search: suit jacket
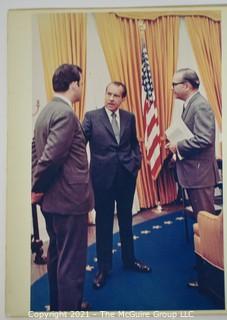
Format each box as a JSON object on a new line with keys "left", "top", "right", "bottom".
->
{"left": 82, "top": 107, "right": 142, "bottom": 190}
{"left": 32, "top": 97, "right": 94, "bottom": 215}
{"left": 176, "top": 92, "right": 219, "bottom": 189}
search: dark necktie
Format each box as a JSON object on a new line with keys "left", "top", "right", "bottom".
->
{"left": 181, "top": 103, "right": 186, "bottom": 118}
{"left": 111, "top": 112, "right": 120, "bottom": 143}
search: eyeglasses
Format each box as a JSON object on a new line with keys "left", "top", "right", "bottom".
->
{"left": 172, "top": 81, "right": 185, "bottom": 87}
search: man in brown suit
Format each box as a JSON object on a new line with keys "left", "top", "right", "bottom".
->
{"left": 32, "top": 64, "right": 94, "bottom": 311}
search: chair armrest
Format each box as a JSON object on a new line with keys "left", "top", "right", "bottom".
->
{"left": 196, "top": 211, "right": 223, "bottom": 270}
{"left": 193, "top": 222, "right": 199, "bottom": 236}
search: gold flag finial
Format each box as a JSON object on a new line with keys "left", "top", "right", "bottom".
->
{"left": 138, "top": 20, "right": 146, "bottom": 46}
{"left": 138, "top": 20, "right": 146, "bottom": 32}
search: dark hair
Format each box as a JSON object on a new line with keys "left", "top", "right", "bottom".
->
{"left": 52, "top": 64, "right": 82, "bottom": 92}
{"left": 106, "top": 81, "right": 127, "bottom": 98}
{"left": 177, "top": 68, "right": 200, "bottom": 89}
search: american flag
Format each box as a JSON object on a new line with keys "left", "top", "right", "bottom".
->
{"left": 141, "top": 46, "right": 162, "bottom": 180}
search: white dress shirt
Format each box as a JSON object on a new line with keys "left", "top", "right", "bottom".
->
{"left": 105, "top": 107, "right": 120, "bottom": 130}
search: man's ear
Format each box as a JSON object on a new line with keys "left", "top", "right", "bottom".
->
{"left": 69, "top": 81, "right": 78, "bottom": 90}
{"left": 185, "top": 81, "right": 192, "bottom": 90}
{"left": 69, "top": 82, "right": 74, "bottom": 90}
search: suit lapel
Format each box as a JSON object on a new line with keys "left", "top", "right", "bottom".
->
{"left": 101, "top": 107, "right": 116, "bottom": 139}
{"left": 182, "top": 92, "right": 200, "bottom": 121}
{"left": 101, "top": 107, "right": 129, "bottom": 143}
{"left": 119, "top": 109, "right": 129, "bottom": 140}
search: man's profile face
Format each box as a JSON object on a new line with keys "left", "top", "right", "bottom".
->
{"left": 172, "top": 72, "right": 186, "bottom": 101}
{"left": 105, "top": 84, "right": 124, "bottom": 112}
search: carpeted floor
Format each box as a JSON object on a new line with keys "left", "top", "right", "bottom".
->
{"left": 31, "top": 210, "right": 224, "bottom": 311}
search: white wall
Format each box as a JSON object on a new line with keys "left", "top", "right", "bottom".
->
{"left": 32, "top": 17, "right": 47, "bottom": 128}
{"left": 85, "top": 13, "right": 111, "bottom": 110}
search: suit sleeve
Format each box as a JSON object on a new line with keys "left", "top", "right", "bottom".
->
{"left": 131, "top": 114, "right": 142, "bottom": 169}
{"left": 32, "top": 136, "right": 38, "bottom": 174}
{"left": 177, "top": 103, "right": 215, "bottom": 158}
{"left": 32, "top": 109, "right": 76, "bottom": 192}
{"left": 82, "top": 112, "right": 92, "bottom": 143}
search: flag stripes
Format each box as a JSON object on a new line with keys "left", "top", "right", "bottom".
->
{"left": 142, "top": 46, "right": 162, "bottom": 180}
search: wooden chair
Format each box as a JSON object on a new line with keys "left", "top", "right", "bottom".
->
{"left": 193, "top": 210, "right": 224, "bottom": 306}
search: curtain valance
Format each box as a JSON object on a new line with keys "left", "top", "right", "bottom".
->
{"left": 114, "top": 11, "right": 221, "bottom": 22}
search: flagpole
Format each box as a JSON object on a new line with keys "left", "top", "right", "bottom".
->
{"left": 138, "top": 20, "right": 146, "bottom": 48}
{"left": 138, "top": 20, "right": 162, "bottom": 214}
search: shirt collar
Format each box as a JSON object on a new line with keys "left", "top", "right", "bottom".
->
{"left": 105, "top": 107, "right": 120, "bottom": 118}
{"left": 54, "top": 94, "right": 72, "bottom": 108}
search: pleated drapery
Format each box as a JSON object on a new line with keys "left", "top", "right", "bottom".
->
{"left": 38, "top": 13, "right": 87, "bottom": 120}
{"left": 185, "top": 16, "right": 222, "bottom": 130}
{"left": 37, "top": 11, "right": 221, "bottom": 209}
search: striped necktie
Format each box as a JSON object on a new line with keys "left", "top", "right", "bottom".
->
{"left": 111, "top": 112, "right": 120, "bottom": 143}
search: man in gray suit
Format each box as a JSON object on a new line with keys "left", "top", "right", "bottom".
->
{"left": 32, "top": 64, "right": 94, "bottom": 311}
{"left": 82, "top": 81, "right": 150, "bottom": 290}
{"left": 166, "top": 68, "right": 220, "bottom": 289}
{"left": 166, "top": 68, "right": 219, "bottom": 217}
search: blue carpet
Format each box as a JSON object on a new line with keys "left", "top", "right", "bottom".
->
{"left": 31, "top": 211, "right": 223, "bottom": 311}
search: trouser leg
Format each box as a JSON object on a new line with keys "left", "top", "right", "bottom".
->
{"left": 43, "top": 213, "right": 58, "bottom": 311}
{"left": 115, "top": 167, "right": 136, "bottom": 266}
{"left": 187, "top": 187, "right": 215, "bottom": 218}
{"left": 43, "top": 212, "right": 88, "bottom": 311}
{"left": 94, "top": 190, "right": 115, "bottom": 272}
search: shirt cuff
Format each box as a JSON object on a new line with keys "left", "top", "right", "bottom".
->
{"left": 176, "top": 146, "right": 183, "bottom": 160}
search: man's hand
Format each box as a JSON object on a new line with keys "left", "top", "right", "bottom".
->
{"left": 31, "top": 192, "right": 44, "bottom": 204}
{"left": 165, "top": 142, "right": 177, "bottom": 154}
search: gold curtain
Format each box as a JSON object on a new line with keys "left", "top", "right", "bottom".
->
{"left": 185, "top": 16, "right": 222, "bottom": 129}
{"left": 95, "top": 13, "right": 179, "bottom": 208}
{"left": 38, "top": 13, "right": 87, "bottom": 120}
{"left": 115, "top": 11, "right": 221, "bottom": 22}
{"left": 144, "top": 16, "right": 180, "bottom": 158}
{"left": 144, "top": 16, "right": 180, "bottom": 205}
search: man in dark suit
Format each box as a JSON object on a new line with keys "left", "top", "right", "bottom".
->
{"left": 82, "top": 81, "right": 150, "bottom": 289}
{"left": 32, "top": 64, "right": 94, "bottom": 311}
{"left": 166, "top": 68, "right": 219, "bottom": 217}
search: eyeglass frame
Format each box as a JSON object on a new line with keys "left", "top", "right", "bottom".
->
{"left": 172, "top": 81, "right": 185, "bottom": 87}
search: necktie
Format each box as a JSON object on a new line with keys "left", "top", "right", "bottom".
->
{"left": 181, "top": 103, "right": 186, "bottom": 118}
{"left": 111, "top": 112, "right": 120, "bottom": 143}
